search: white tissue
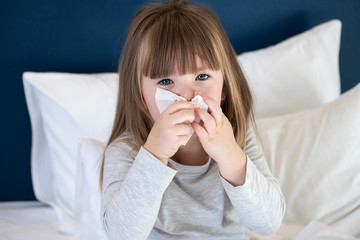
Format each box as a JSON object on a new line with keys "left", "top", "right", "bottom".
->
{"left": 190, "top": 95, "right": 209, "bottom": 123}
{"left": 155, "top": 88, "right": 208, "bottom": 143}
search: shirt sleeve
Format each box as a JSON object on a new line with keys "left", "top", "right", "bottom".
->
{"left": 101, "top": 142, "right": 177, "bottom": 240}
{"left": 220, "top": 126, "right": 286, "bottom": 236}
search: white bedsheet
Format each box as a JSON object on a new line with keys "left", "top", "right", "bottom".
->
{"left": 247, "top": 222, "right": 359, "bottom": 240}
{"left": 0, "top": 201, "right": 74, "bottom": 240}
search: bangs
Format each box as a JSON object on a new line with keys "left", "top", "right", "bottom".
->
{"left": 141, "top": 9, "right": 222, "bottom": 78}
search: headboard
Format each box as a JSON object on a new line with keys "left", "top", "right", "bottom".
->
{"left": 1, "top": 0, "right": 359, "bottom": 201}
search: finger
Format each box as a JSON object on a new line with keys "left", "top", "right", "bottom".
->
{"left": 173, "top": 123, "right": 192, "bottom": 136}
{"left": 191, "top": 121, "right": 207, "bottom": 139}
{"left": 195, "top": 108, "right": 216, "bottom": 133}
{"left": 170, "top": 109, "right": 196, "bottom": 124}
{"left": 163, "top": 100, "right": 195, "bottom": 115}
{"left": 202, "top": 96, "right": 223, "bottom": 125}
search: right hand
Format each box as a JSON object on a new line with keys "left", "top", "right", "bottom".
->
{"left": 143, "top": 101, "right": 195, "bottom": 164}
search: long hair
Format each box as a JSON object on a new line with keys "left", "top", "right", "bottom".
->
{"left": 100, "top": 0, "right": 256, "bottom": 188}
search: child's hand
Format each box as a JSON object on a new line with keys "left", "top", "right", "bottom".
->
{"left": 191, "top": 96, "right": 238, "bottom": 164}
{"left": 192, "top": 95, "right": 247, "bottom": 186}
{"left": 144, "top": 101, "right": 195, "bottom": 164}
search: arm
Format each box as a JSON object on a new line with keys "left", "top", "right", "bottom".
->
{"left": 101, "top": 143, "right": 177, "bottom": 240}
{"left": 220, "top": 126, "right": 286, "bottom": 236}
{"left": 192, "top": 95, "right": 285, "bottom": 236}
{"left": 102, "top": 101, "right": 195, "bottom": 239}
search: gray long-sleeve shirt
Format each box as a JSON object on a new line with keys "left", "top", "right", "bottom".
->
{"left": 101, "top": 127, "right": 286, "bottom": 240}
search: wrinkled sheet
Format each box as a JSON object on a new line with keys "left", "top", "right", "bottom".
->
{"left": 247, "top": 221, "right": 359, "bottom": 240}
{"left": 0, "top": 201, "right": 74, "bottom": 240}
{"left": 247, "top": 222, "right": 304, "bottom": 240}
{"left": 294, "top": 221, "right": 359, "bottom": 240}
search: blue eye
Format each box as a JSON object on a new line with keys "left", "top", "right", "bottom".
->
{"left": 158, "top": 79, "right": 173, "bottom": 85}
{"left": 196, "top": 74, "right": 209, "bottom": 81}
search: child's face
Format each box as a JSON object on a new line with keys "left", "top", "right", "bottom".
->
{"left": 142, "top": 57, "right": 225, "bottom": 122}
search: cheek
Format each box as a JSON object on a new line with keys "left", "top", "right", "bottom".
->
{"left": 203, "top": 73, "right": 224, "bottom": 105}
{"left": 206, "top": 86, "right": 224, "bottom": 105}
{"left": 148, "top": 104, "right": 161, "bottom": 122}
{"left": 214, "top": 88, "right": 223, "bottom": 102}
{"left": 143, "top": 91, "right": 161, "bottom": 121}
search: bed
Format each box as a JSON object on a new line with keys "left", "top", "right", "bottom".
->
{"left": 1, "top": 1, "right": 359, "bottom": 240}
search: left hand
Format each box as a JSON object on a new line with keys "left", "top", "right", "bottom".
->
{"left": 191, "top": 95, "right": 238, "bottom": 164}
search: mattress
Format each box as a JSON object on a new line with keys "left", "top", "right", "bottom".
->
{"left": 0, "top": 201, "right": 74, "bottom": 240}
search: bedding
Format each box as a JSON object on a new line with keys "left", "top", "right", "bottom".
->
{"left": 22, "top": 72, "right": 118, "bottom": 234}
{"left": 75, "top": 139, "right": 107, "bottom": 240}
{"left": 0, "top": 201, "right": 74, "bottom": 240}
{"left": 16, "top": 18, "right": 359, "bottom": 240}
{"left": 257, "top": 83, "right": 360, "bottom": 237}
{"left": 238, "top": 19, "right": 341, "bottom": 119}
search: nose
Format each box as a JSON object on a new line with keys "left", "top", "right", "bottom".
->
{"left": 177, "top": 84, "right": 197, "bottom": 101}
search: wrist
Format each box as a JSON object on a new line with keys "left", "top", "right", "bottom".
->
{"left": 214, "top": 140, "right": 240, "bottom": 164}
{"left": 143, "top": 143, "right": 169, "bottom": 165}
{"left": 217, "top": 145, "right": 247, "bottom": 186}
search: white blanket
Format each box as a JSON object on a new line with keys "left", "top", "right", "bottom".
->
{"left": 0, "top": 201, "right": 74, "bottom": 240}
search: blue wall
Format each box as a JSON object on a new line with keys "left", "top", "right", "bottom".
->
{"left": 0, "top": 0, "right": 359, "bottom": 201}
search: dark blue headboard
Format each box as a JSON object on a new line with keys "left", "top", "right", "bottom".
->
{"left": 1, "top": 0, "right": 359, "bottom": 201}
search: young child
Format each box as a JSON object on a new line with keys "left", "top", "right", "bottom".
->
{"left": 100, "top": 0, "right": 286, "bottom": 239}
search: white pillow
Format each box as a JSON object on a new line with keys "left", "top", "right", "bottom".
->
{"left": 238, "top": 19, "right": 342, "bottom": 119}
{"left": 75, "top": 138, "right": 108, "bottom": 240}
{"left": 257, "top": 83, "right": 360, "bottom": 237}
{"left": 23, "top": 72, "right": 118, "bottom": 234}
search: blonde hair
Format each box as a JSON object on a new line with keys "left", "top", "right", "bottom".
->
{"left": 100, "top": 0, "right": 256, "bottom": 188}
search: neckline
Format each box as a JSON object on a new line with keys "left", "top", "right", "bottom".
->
{"left": 168, "top": 157, "right": 212, "bottom": 174}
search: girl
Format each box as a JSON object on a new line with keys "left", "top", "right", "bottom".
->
{"left": 100, "top": 0, "right": 286, "bottom": 239}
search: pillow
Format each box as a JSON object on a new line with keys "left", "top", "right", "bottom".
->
{"left": 257, "top": 83, "right": 360, "bottom": 237}
{"left": 238, "top": 19, "right": 342, "bottom": 119}
{"left": 75, "top": 138, "right": 108, "bottom": 240}
{"left": 23, "top": 72, "right": 118, "bottom": 234}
